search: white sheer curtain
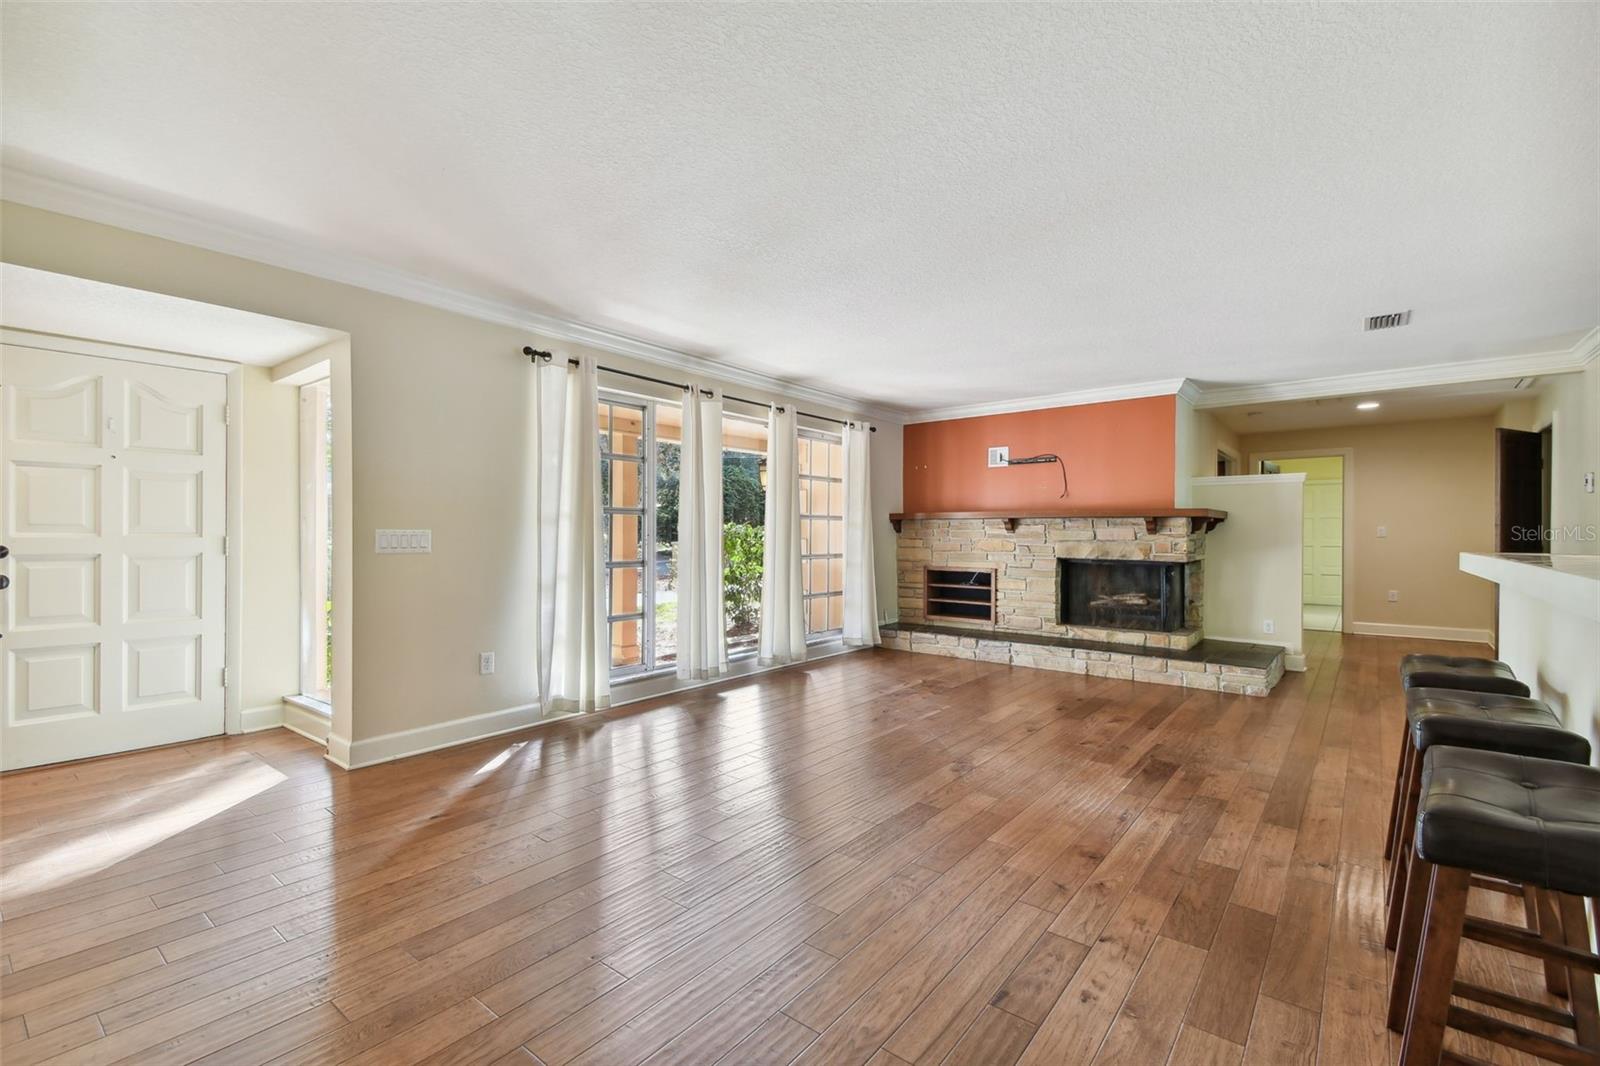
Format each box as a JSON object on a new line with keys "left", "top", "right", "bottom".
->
{"left": 842, "top": 421, "right": 880, "bottom": 647}
{"left": 760, "top": 405, "right": 806, "bottom": 665}
{"left": 532, "top": 352, "right": 610, "bottom": 713}
{"left": 677, "top": 386, "right": 728, "bottom": 680}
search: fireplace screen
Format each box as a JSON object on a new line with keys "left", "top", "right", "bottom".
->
{"left": 1058, "top": 559, "right": 1186, "bottom": 633}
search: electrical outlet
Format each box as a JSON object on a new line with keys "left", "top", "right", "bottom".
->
{"left": 1387, "top": 590, "right": 1399, "bottom": 603}
{"left": 1262, "top": 619, "right": 1275, "bottom": 635}
{"left": 1376, "top": 525, "right": 1388, "bottom": 538}
{"left": 1586, "top": 472, "right": 1596, "bottom": 494}
{"left": 479, "top": 651, "right": 495, "bottom": 675}
{"left": 987, "top": 446, "right": 1009, "bottom": 468}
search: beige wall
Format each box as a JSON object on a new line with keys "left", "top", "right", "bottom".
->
{"left": 1, "top": 201, "right": 903, "bottom": 749}
{"left": 1496, "top": 363, "right": 1600, "bottom": 556}
{"left": 1191, "top": 475, "right": 1305, "bottom": 666}
{"left": 1241, "top": 416, "right": 1497, "bottom": 641}
{"left": 1175, "top": 397, "right": 1242, "bottom": 504}
{"left": 240, "top": 365, "right": 301, "bottom": 713}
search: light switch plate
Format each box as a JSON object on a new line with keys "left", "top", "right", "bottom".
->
{"left": 376, "top": 529, "right": 432, "bottom": 553}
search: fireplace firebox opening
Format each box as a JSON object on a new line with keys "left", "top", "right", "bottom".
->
{"left": 1058, "top": 558, "right": 1187, "bottom": 633}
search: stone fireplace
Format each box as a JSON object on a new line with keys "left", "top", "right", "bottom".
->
{"left": 883, "top": 512, "right": 1284, "bottom": 696}
{"left": 896, "top": 515, "right": 1209, "bottom": 649}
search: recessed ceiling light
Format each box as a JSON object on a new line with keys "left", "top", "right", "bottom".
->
{"left": 1356, "top": 401, "right": 1381, "bottom": 411}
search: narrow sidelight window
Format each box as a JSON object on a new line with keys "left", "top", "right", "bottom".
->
{"left": 798, "top": 429, "right": 845, "bottom": 639}
{"left": 298, "top": 379, "right": 333, "bottom": 704}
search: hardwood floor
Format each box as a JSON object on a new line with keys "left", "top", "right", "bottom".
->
{"left": 0, "top": 632, "right": 1565, "bottom": 1065}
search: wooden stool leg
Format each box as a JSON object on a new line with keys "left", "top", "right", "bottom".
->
{"left": 1555, "top": 893, "right": 1600, "bottom": 1051}
{"left": 1399, "top": 863, "right": 1471, "bottom": 1066}
{"left": 1388, "top": 845, "right": 1437, "bottom": 1032}
{"left": 1385, "top": 730, "right": 1410, "bottom": 862}
{"left": 1386, "top": 745, "right": 1422, "bottom": 949}
{"left": 1527, "top": 886, "right": 1570, "bottom": 999}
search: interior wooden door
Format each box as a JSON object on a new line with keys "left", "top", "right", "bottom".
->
{"left": 1495, "top": 427, "right": 1544, "bottom": 552}
{"left": 1302, "top": 478, "right": 1343, "bottom": 605}
{"left": 1, "top": 344, "right": 227, "bottom": 771}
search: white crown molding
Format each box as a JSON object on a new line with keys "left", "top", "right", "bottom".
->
{"left": 1, "top": 165, "right": 906, "bottom": 424}
{"left": 7, "top": 164, "right": 1591, "bottom": 427}
{"left": 1581, "top": 328, "right": 1600, "bottom": 367}
{"left": 901, "top": 329, "right": 1596, "bottom": 424}
{"left": 1190, "top": 328, "right": 1598, "bottom": 409}
{"left": 907, "top": 377, "right": 1191, "bottom": 425}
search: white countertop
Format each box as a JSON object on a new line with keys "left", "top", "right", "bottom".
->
{"left": 1460, "top": 552, "right": 1600, "bottom": 623}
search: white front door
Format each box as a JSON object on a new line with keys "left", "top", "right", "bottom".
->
{"left": 1, "top": 344, "right": 227, "bottom": 771}
{"left": 1303, "top": 478, "right": 1343, "bottom": 606}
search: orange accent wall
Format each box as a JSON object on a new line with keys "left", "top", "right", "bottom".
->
{"left": 903, "top": 395, "right": 1177, "bottom": 512}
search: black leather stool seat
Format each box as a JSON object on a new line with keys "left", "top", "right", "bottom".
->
{"left": 1405, "top": 689, "right": 1590, "bottom": 763}
{"left": 1417, "top": 746, "right": 1600, "bottom": 897}
{"left": 1400, "top": 654, "right": 1529, "bottom": 697}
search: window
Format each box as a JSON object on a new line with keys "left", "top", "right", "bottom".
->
{"left": 798, "top": 429, "right": 845, "bottom": 638}
{"left": 600, "top": 397, "right": 659, "bottom": 675}
{"left": 299, "top": 379, "right": 333, "bottom": 704}
{"left": 601, "top": 393, "right": 772, "bottom": 677}
{"left": 721, "top": 414, "right": 768, "bottom": 657}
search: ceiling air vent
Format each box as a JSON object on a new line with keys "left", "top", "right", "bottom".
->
{"left": 1364, "top": 310, "right": 1412, "bottom": 331}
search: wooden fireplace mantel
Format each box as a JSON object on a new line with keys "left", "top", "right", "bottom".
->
{"left": 887, "top": 508, "right": 1227, "bottom": 534}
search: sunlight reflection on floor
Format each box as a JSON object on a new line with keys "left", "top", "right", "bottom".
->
{"left": 2, "top": 759, "right": 286, "bottom": 899}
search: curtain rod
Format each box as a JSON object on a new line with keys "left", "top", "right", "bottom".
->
{"left": 523, "top": 347, "right": 874, "bottom": 431}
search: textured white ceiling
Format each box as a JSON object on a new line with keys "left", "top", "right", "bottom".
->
{"left": 2, "top": 3, "right": 1595, "bottom": 412}
{"left": 2, "top": 265, "right": 343, "bottom": 365}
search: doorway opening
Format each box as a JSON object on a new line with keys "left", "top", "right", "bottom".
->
{"left": 1495, "top": 426, "right": 1553, "bottom": 553}
{"left": 1265, "top": 455, "right": 1345, "bottom": 633}
{"left": 0, "top": 264, "right": 351, "bottom": 770}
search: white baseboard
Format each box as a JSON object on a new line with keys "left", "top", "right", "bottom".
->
{"left": 1351, "top": 621, "right": 1495, "bottom": 645}
{"left": 320, "top": 643, "right": 868, "bottom": 771}
{"left": 336, "top": 702, "right": 551, "bottom": 770}
{"left": 282, "top": 701, "right": 332, "bottom": 745}
{"left": 324, "top": 733, "right": 354, "bottom": 770}
{"left": 240, "top": 703, "right": 285, "bottom": 733}
{"left": 242, "top": 699, "right": 331, "bottom": 744}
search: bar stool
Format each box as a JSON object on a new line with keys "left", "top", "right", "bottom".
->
{"left": 1390, "top": 746, "right": 1600, "bottom": 1066}
{"left": 1384, "top": 689, "right": 1579, "bottom": 863}
{"left": 1383, "top": 690, "right": 1590, "bottom": 959}
{"left": 1399, "top": 653, "right": 1531, "bottom": 697}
